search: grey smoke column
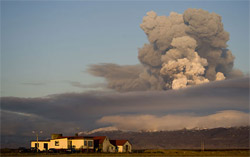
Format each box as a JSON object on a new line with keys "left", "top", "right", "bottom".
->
{"left": 89, "top": 8, "right": 240, "bottom": 91}
{"left": 138, "top": 8, "right": 235, "bottom": 89}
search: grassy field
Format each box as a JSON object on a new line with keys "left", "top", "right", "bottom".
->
{"left": 1, "top": 149, "right": 250, "bottom": 156}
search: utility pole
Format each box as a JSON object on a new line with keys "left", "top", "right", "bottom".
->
{"left": 201, "top": 140, "right": 204, "bottom": 151}
{"left": 32, "top": 131, "right": 43, "bottom": 153}
{"left": 199, "top": 128, "right": 205, "bottom": 151}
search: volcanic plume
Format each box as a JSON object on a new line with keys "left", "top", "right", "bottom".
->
{"left": 88, "top": 8, "right": 242, "bottom": 91}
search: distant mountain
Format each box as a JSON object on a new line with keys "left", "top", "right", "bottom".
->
{"left": 1, "top": 127, "right": 249, "bottom": 149}
{"left": 89, "top": 126, "right": 250, "bottom": 149}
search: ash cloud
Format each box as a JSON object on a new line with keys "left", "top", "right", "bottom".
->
{"left": 1, "top": 78, "right": 249, "bottom": 131}
{"left": 87, "top": 64, "right": 161, "bottom": 92}
{"left": 1, "top": 77, "right": 249, "bottom": 147}
{"left": 89, "top": 8, "right": 243, "bottom": 92}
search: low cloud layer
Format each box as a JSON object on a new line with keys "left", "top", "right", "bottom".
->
{"left": 1, "top": 110, "right": 78, "bottom": 137}
{"left": 98, "top": 110, "right": 249, "bottom": 132}
{"left": 1, "top": 77, "right": 249, "bottom": 148}
{"left": 88, "top": 8, "right": 243, "bottom": 92}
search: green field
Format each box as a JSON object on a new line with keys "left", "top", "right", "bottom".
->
{"left": 1, "top": 149, "right": 250, "bottom": 156}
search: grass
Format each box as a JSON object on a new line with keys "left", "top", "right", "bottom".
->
{"left": 1, "top": 149, "right": 249, "bottom": 156}
{"left": 144, "top": 149, "right": 250, "bottom": 156}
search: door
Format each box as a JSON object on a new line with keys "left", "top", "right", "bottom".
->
{"left": 68, "top": 141, "right": 72, "bottom": 149}
{"left": 125, "top": 145, "right": 129, "bottom": 152}
{"left": 44, "top": 143, "right": 48, "bottom": 151}
{"left": 35, "top": 143, "right": 39, "bottom": 150}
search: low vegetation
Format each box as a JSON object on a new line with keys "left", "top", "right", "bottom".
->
{"left": 144, "top": 149, "right": 249, "bottom": 156}
{"left": 1, "top": 149, "right": 249, "bottom": 156}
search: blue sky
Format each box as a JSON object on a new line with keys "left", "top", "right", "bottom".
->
{"left": 1, "top": 0, "right": 249, "bottom": 97}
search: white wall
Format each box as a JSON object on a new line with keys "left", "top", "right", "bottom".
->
{"left": 30, "top": 138, "right": 95, "bottom": 151}
{"left": 122, "top": 141, "right": 132, "bottom": 153}
{"left": 117, "top": 141, "right": 132, "bottom": 153}
{"left": 71, "top": 139, "right": 83, "bottom": 149}
{"left": 117, "top": 146, "right": 123, "bottom": 152}
{"left": 84, "top": 139, "right": 94, "bottom": 149}
{"left": 101, "top": 137, "right": 114, "bottom": 152}
{"left": 71, "top": 139, "right": 94, "bottom": 149}
{"left": 50, "top": 138, "right": 68, "bottom": 149}
{"left": 108, "top": 144, "right": 116, "bottom": 153}
{"left": 31, "top": 141, "right": 50, "bottom": 151}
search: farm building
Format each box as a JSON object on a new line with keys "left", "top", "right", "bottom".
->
{"left": 31, "top": 134, "right": 94, "bottom": 152}
{"left": 30, "top": 140, "right": 50, "bottom": 152}
{"left": 93, "top": 136, "right": 116, "bottom": 152}
{"left": 110, "top": 140, "right": 132, "bottom": 153}
{"left": 30, "top": 134, "right": 131, "bottom": 153}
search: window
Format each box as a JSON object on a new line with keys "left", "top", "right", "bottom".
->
{"left": 55, "top": 141, "right": 59, "bottom": 146}
{"left": 88, "top": 141, "right": 93, "bottom": 147}
{"left": 35, "top": 143, "right": 39, "bottom": 148}
{"left": 84, "top": 141, "right": 87, "bottom": 146}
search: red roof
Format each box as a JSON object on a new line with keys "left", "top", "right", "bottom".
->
{"left": 31, "top": 140, "right": 50, "bottom": 142}
{"left": 56, "top": 136, "right": 93, "bottom": 139}
{"left": 110, "top": 140, "right": 128, "bottom": 146}
{"left": 93, "top": 136, "right": 107, "bottom": 144}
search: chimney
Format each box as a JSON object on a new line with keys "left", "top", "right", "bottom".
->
{"left": 51, "top": 134, "right": 62, "bottom": 140}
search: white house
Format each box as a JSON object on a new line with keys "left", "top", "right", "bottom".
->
{"left": 110, "top": 140, "right": 132, "bottom": 153}
{"left": 31, "top": 134, "right": 94, "bottom": 152}
{"left": 31, "top": 134, "right": 131, "bottom": 153}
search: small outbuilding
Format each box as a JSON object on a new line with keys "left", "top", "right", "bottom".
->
{"left": 93, "top": 136, "right": 116, "bottom": 152}
{"left": 110, "top": 140, "right": 132, "bottom": 153}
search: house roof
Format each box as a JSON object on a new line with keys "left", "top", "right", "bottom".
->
{"left": 31, "top": 140, "right": 50, "bottom": 142}
{"left": 110, "top": 140, "right": 129, "bottom": 146}
{"left": 55, "top": 136, "right": 93, "bottom": 139}
{"left": 93, "top": 136, "right": 107, "bottom": 144}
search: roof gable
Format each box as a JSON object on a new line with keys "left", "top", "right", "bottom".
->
{"left": 110, "top": 140, "right": 128, "bottom": 146}
{"left": 93, "top": 136, "right": 107, "bottom": 144}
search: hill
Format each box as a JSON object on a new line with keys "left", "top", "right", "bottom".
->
{"left": 89, "top": 127, "right": 250, "bottom": 149}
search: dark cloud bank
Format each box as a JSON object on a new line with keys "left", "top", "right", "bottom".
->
{"left": 1, "top": 77, "right": 249, "bottom": 147}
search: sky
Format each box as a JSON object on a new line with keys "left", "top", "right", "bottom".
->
{"left": 1, "top": 0, "right": 249, "bottom": 97}
{"left": 0, "top": 0, "right": 249, "bottom": 148}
